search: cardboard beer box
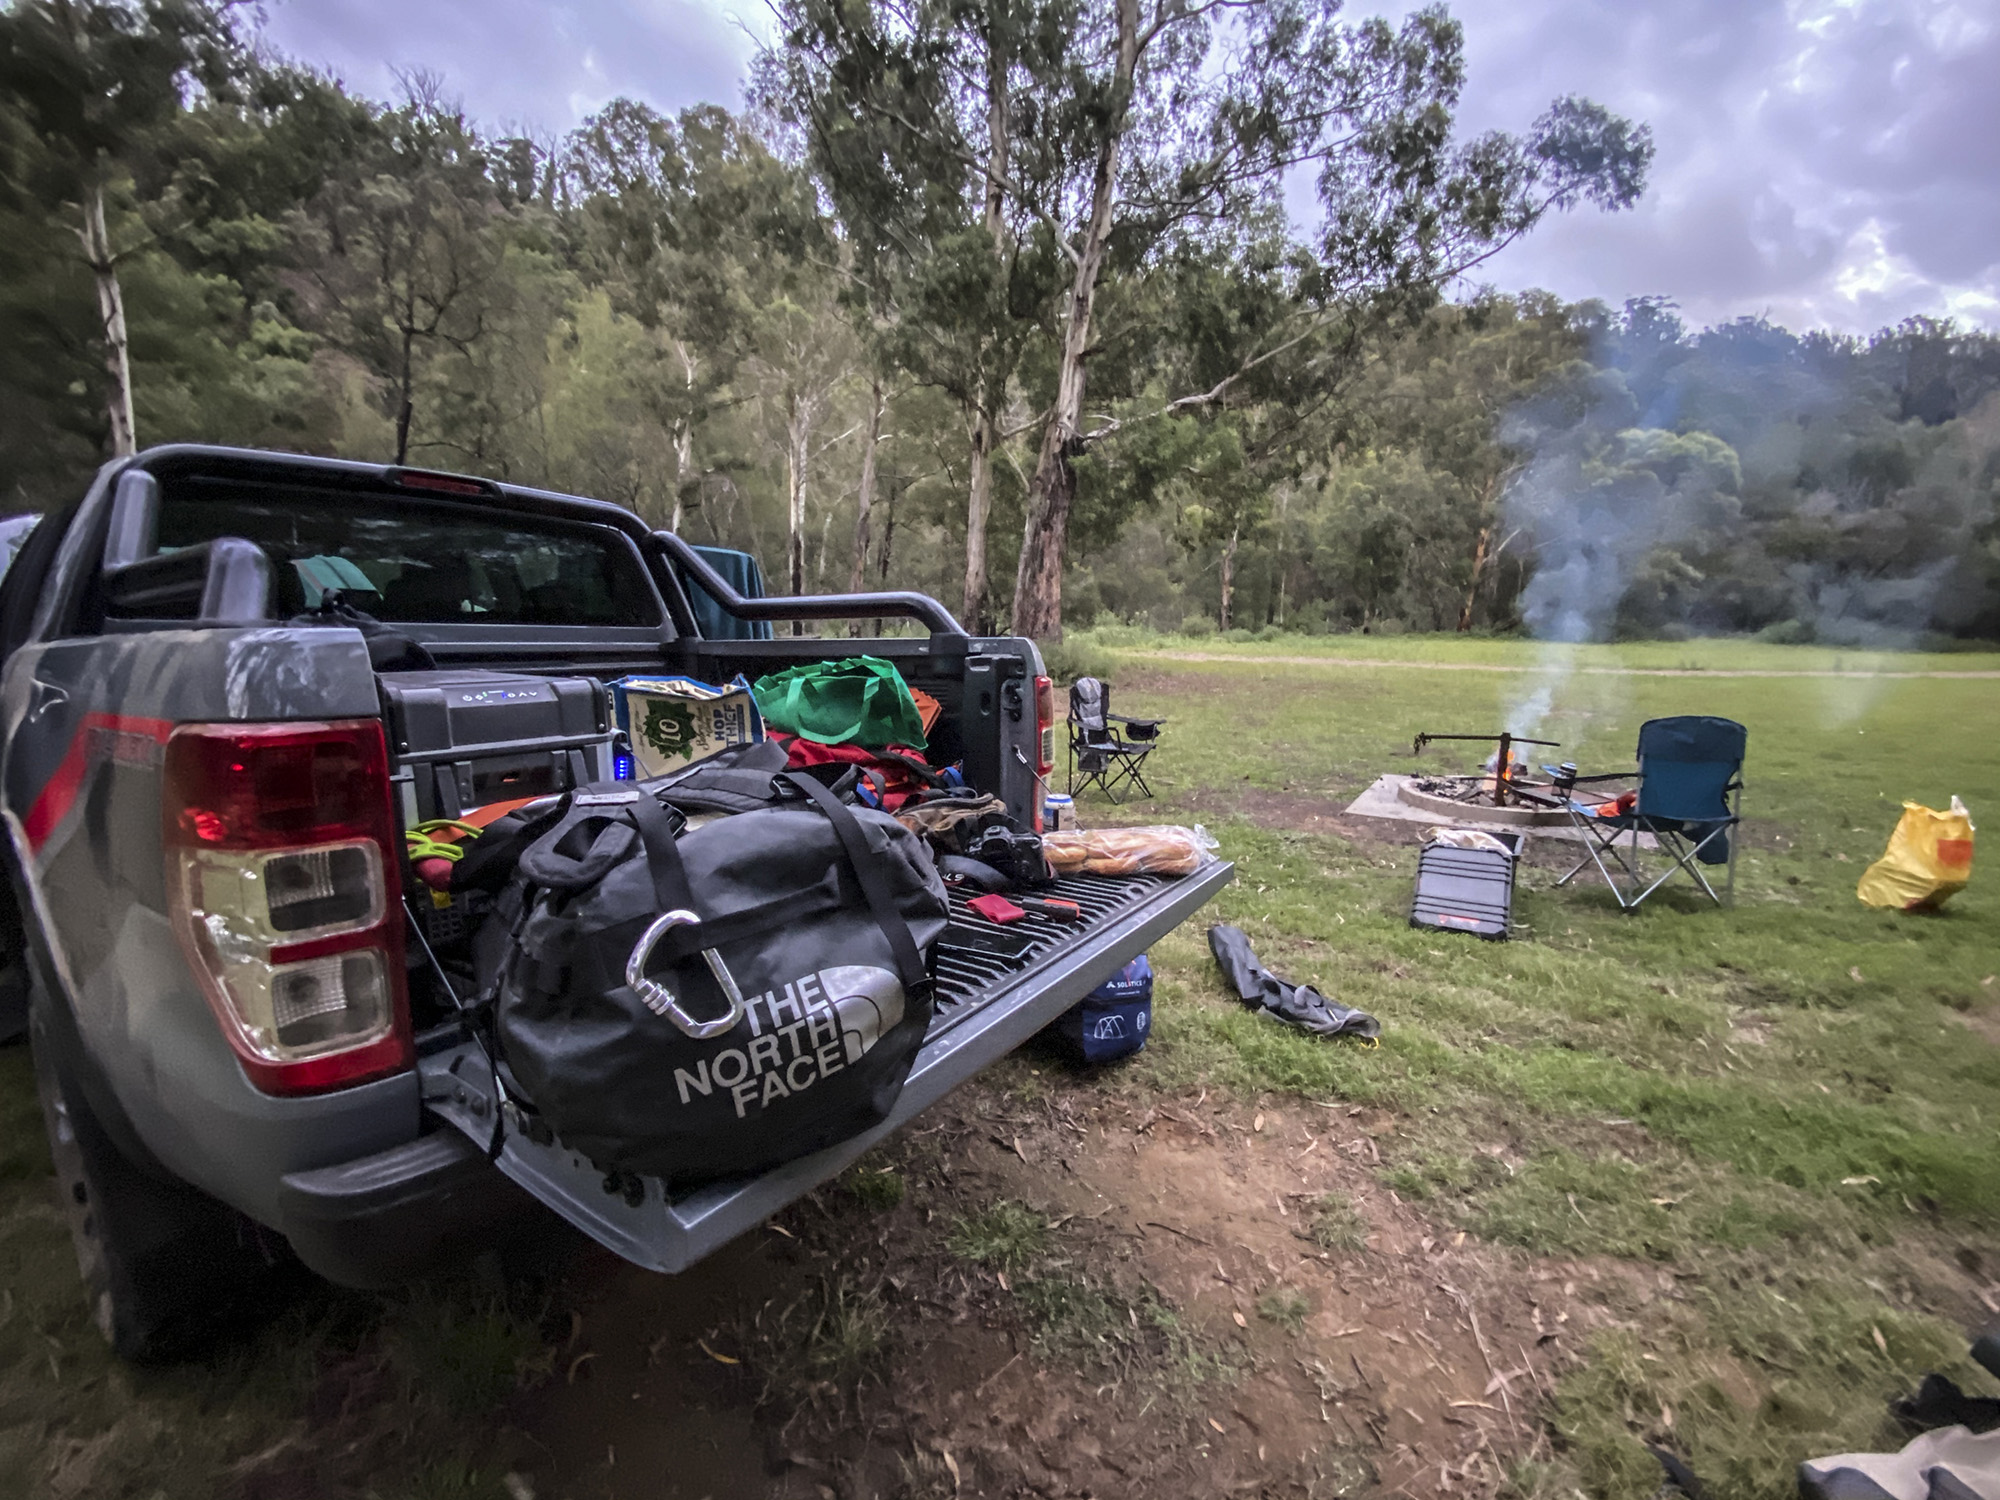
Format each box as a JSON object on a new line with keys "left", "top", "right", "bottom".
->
{"left": 613, "top": 674, "right": 766, "bottom": 778}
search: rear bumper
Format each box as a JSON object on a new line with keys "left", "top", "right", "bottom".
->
{"left": 276, "top": 1129, "right": 559, "bottom": 1289}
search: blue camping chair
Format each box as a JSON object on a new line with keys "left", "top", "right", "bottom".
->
{"left": 1555, "top": 716, "right": 1746, "bottom": 909}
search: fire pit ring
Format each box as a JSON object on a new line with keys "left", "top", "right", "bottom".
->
{"left": 1394, "top": 776, "right": 1575, "bottom": 827}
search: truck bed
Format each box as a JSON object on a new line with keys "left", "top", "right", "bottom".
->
{"left": 407, "top": 858, "right": 1233, "bottom": 1273}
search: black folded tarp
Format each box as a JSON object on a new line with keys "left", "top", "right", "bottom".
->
{"left": 1207, "top": 925, "right": 1380, "bottom": 1040}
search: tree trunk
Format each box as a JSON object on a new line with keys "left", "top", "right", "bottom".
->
{"left": 786, "top": 389, "right": 810, "bottom": 634}
{"left": 1273, "top": 488, "right": 1290, "bottom": 627}
{"left": 668, "top": 341, "right": 698, "bottom": 532}
{"left": 873, "top": 480, "right": 898, "bottom": 636}
{"left": 849, "top": 379, "right": 885, "bottom": 636}
{"left": 1009, "top": 0, "right": 1138, "bottom": 641}
{"left": 79, "top": 183, "right": 136, "bottom": 458}
{"left": 1458, "top": 523, "right": 1492, "bottom": 632}
{"left": 851, "top": 379, "right": 884, "bottom": 592}
{"left": 1219, "top": 522, "right": 1240, "bottom": 631}
{"left": 394, "top": 310, "right": 416, "bottom": 466}
{"left": 669, "top": 416, "right": 694, "bottom": 532}
{"left": 962, "top": 416, "right": 995, "bottom": 628}
{"left": 815, "top": 504, "right": 835, "bottom": 587}
{"left": 960, "top": 20, "right": 1011, "bottom": 636}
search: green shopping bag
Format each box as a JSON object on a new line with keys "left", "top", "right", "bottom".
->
{"left": 751, "top": 656, "right": 928, "bottom": 751}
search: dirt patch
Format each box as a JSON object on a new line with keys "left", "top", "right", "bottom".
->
{"left": 1170, "top": 786, "right": 1394, "bottom": 844}
{"left": 504, "top": 1081, "right": 1626, "bottom": 1499}
{"left": 1135, "top": 650, "right": 2000, "bottom": 681}
{"left": 1949, "top": 1004, "right": 2000, "bottom": 1047}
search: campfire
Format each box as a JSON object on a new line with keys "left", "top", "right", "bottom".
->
{"left": 1411, "top": 730, "right": 1565, "bottom": 809}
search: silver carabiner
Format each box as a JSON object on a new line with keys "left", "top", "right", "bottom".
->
{"left": 625, "top": 909, "right": 747, "bottom": 1039}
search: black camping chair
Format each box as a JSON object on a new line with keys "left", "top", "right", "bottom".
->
{"left": 1555, "top": 715, "right": 1747, "bottom": 909}
{"left": 1068, "top": 677, "right": 1164, "bottom": 802}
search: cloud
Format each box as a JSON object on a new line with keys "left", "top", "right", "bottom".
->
{"left": 256, "top": 0, "right": 1996, "bottom": 337}
{"left": 1424, "top": 0, "right": 2000, "bottom": 333}
{"left": 255, "top": 0, "right": 764, "bottom": 139}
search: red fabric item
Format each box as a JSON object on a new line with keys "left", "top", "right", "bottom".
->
{"left": 772, "top": 733, "right": 937, "bottom": 811}
{"left": 967, "top": 892, "right": 1027, "bottom": 924}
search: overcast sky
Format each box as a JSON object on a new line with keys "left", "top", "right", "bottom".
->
{"left": 256, "top": 0, "right": 1999, "bottom": 337}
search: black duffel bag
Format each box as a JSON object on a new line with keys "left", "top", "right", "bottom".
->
{"left": 484, "top": 772, "right": 949, "bottom": 1187}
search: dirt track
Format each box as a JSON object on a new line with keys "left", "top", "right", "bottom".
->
{"left": 1141, "top": 650, "right": 2000, "bottom": 679}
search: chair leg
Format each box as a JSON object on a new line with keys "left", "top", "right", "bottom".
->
{"left": 1726, "top": 787, "right": 1740, "bottom": 907}
{"left": 1127, "top": 759, "right": 1154, "bottom": 799}
{"left": 1626, "top": 823, "right": 1737, "bottom": 908}
{"left": 1558, "top": 812, "right": 1645, "bottom": 905}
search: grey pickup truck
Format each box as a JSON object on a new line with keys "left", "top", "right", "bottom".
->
{"left": 0, "top": 445, "right": 1230, "bottom": 1358}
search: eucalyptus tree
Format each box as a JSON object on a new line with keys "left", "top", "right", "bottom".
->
{"left": 0, "top": 0, "right": 242, "bottom": 455}
{"left": 560, "top": 101, "right": 820, "bottom": 531}
{"left": 762, "top": 0, "right": 1651, "bottom": 637}
{"left": 285, "top": 85, "right": 516, "bottom": 466}
{"left": 755, "top": 0, "right": 1062, "bottom": 629}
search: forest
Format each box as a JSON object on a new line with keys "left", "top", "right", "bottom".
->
{"left": 1, "top": 0, "right": 1995, "bottom": 645}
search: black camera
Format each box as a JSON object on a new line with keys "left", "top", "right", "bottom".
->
{"left": 964, "top": 825, "right": 1055, "bottom": 888}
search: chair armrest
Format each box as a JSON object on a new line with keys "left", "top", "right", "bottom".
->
{"left": 1106, "top": 712, "right": 1165, "bottom": 727}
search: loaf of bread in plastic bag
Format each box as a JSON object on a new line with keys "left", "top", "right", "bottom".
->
{"left": 1042, "top": 825, "right": 1217, "bottom": 876}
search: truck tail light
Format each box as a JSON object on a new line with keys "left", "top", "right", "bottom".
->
{"left": 1032, "top": 674, "right": 1056, "bottom": 834}
{"left": 163, "top": 721, "right": 412, "bottom": 1095}
{"left": 1034, "top": 675, "right": 1056, "bottom": 777}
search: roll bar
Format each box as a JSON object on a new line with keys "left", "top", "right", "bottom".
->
{"left": 653, "top": 531, "right": 967, "bottom": 638}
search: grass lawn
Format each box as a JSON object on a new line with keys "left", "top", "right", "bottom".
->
{"left": 1093, "top": 631, "right": 2000, "bottom": 1497}
{"left": 0, "top": 632, "right": 1993, "bottom": 1499}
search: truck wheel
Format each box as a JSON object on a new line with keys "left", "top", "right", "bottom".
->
{"left": 31, "top": 1010, "right": 294, "bottom": 1361}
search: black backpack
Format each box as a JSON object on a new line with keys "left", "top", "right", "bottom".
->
{"left": 482, "top": 772, "right": 949, "bottom": 1188}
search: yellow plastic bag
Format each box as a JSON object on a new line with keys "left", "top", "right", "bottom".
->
{"left": 1857, "top": 797, "right": 1975, "bottom": 911}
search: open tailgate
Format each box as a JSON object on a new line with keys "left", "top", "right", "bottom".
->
{"left": 418, "top": 860, "right": 1232, "bottom": 1273}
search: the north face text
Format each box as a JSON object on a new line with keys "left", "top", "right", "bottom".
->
{"left": 672, "top": 965, "right": 904, "bottom": 1119}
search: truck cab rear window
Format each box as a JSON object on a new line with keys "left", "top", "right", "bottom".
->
{"left": 153, "top": 490, "right": 660, "bottom": 627}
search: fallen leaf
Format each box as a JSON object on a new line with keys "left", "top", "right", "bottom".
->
{"left": 997, "top": 1270, "right": 1010, "bottom": 1292}
{"left": 1983, "top": 975, "right": 1996, "bottom": 988}
{"left": 1209, "top": 1417, "right": 1227, "bottom": 1434}
{"left": 938, "top": 1447, "right": 961, "bottom": 1489}
{"left": 1872, "top": 1325, "right": 1889, "bottom": 1357}
{"left": 1849, "top": 966, "right": 1864, "bottom": 982}
{"left": 1449, "top": 1400, "right": 1499, "bottom": 1412}
{"left": 1254, "top": 1114, "right": 1266, "bottom": 1132}
{"left": 1842, "top": 1175, "right": 1881, "bottom": 1187}
{"left": 767, "top": 1223, "right": 795, "bottom": 1239}
{"left": 1660, "top": 1402, "right": 1675, "bottom": 1430}
{"left": 696, "top": 1339, "right": 739, "bottom": 1365}
{"left": 1232, "top": 1310, "right": 1248, "bottom": 1328}
{"left": 1483, "top": 1368, "right": 1527, "bottom": 1396}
